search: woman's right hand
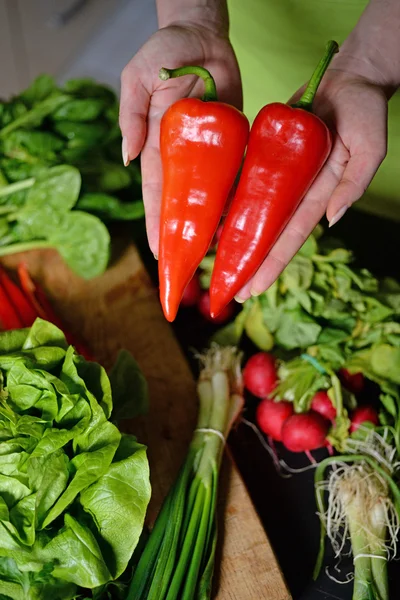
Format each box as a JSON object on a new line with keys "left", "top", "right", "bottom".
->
{"left": 119, "top": 22, "right": 243, "bottom": 257}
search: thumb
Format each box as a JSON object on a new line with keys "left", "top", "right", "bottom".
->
{"left": 119, "top": 62, "right": 150, "bottom": 165}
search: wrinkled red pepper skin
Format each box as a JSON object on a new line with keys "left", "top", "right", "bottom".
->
{"left": 159, "top": 97, "right": 249, "bottom": 322}
{"left": 209, "top": 102, "right": 331, "bottom": 317}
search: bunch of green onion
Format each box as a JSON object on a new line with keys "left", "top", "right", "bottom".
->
{"left": 127, "top": 345, "right": 244, "bottom": 600}
{"left": 314, "top": 428, "right": 400, "bottom": 600}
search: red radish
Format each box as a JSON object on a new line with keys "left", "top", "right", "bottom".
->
{"left": 281, "top": 411, "right": 330, "bottom": 452}
{"left": 243, "top": 352, "right": 277, "bottom": 398}
{"left": 339, "top": 368, "right": 365, "bottom": 394}
{"left": 350, "top": 405, "right": 379, "bottom": 433}
{"left": 197, "top": 291, "right": 235, "bottom": 324}
{"left": 256, "top": 399, "right": 294, "bottom": 441}
{"left": 311, "top": 391, "right": 336, "bottom": 421}
{"left": 180, "top": 274, "right": 201, "bottom": 307}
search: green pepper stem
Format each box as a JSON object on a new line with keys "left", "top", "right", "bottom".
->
{"left": 159, "top": 66, "right": 218, "bottom": 102}
{"left": 292, "top": 40, "right": 339, "bottom": 112}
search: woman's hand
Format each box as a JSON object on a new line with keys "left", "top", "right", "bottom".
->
{"left": 119, "top": 22, "right": 242, "bottom": 257}
{"left": 235, "top": 69, "right": 389, "bottom": 301}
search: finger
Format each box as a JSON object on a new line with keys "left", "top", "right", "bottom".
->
{"left": 326, "top": 147, "right": 386, "bottom": 226}
{"left": 119, "top": 63, "right": 150, "bottom": 164}
{"left": 245, "top": 152, "right": 345, "bottom": 298}
{"left": 140, "top": 108, "right": 164, "bottom": 257}
{"left": 233, "top": 138, "right": 346, "bottom": 301}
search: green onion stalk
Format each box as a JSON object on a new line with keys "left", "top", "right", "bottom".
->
{"left": 127, "top": 345, "right": 244, "bottom": 600}
{"left": 314, "top": 429, "right": 400, "bottom": 600}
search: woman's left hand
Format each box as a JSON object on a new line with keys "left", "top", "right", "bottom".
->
{"left": 235, "top": 68, "right": 389, "bottom": 301}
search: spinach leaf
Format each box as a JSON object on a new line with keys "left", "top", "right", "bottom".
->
{"left": 0, "top": 94, "right": 70, "bottom": 138}
{"left": 47, "top": 211, "right": 110, "bottom": 279}
{"left": 62, "top": 78, "right": 115, "bottom": 103}
{"left": 76, "top": 193, "right": 144, "bottom": 221}
{"left": 53, "top": 121, "right": 108, "bottom": 148}
{"left": 23, "top": 165, "right": 81, "bottom": 213}
{"left": 1, "top": 130, "right": 64, "bottom": 162}
{"left": 19, "top": 75, "right": 57, "bottom": 107}
{"left": 52, "top": 99, "right": 106, "bottom": 122}
{"left": 0, "top": 159, "right": 48, "bottom": 183}
{"left": 78, "top": 161, "right": 132, "bottom": 193}
{"left": 0, "top": 102, "right": 28, "bottom": 131}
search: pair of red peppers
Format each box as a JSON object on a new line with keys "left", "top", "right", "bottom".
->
{"left": 158, "top": 41, "right": 339, "bottom": 322}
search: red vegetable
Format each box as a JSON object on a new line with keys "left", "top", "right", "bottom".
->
{"left": 311, "top": 391, "right": 336, "bottom": 421}
{"left": 17, "top": 264, "right": 94, "bottom": 361}
{"left": 157, "top": 65, "right": 249, "bottom": 322}
{"left": 180, "top": 274, "right": 202, "bottom": 308}
{"left": 197, "top": 291, "right": 234, "bottom": 325}
{"left": 256, "top": 399, "right": 294, "bottom": 441}
{"left": 350, "top": 405, "right": 379, "bottom": 433}
{"left": 243, "top": 352, "right": 277, "bottom": 398}
{"left": 0, "top": 278, "right": 24, "bottom": 330}
{"left": 339, "top": 368, "right": 365, "bottom": 395}
{"left": 281, "top": 411, "right": 330, "bottom": 452}
{"left": 0, "top": 267, "right": 38, "bottom": 327}
{"left": 209, "top": 41, "right": 338, "bottom": 317}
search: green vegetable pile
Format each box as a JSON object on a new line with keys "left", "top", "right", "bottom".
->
{"left": 0, "top": 75, "right": 144, "bottom": 278}
{"left": 201, "top": 226, "right": 400, "bottom": 442}
{"left": 0, "top": 319, "right": 151, "bottom": 599}
{"left": 201, "top": 228, "right": 400, "bottom": 599}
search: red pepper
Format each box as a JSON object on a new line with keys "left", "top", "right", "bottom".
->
{"left": 209, "top": 41, "right": 339, "bottom": 318}
{"left": 0, "top": 266, "right": 38, "bottom": 328}
{"left": 158, "top": 65, "right": 249, "bottom": 322}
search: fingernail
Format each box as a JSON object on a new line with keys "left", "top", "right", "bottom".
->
{"left": 153, "top": 253, "right": 158, "bottom": 261}
{"left": 328, "top": 205, "right": 348, "bottom": 228}
{"left": 250, "top": 288, "right": 261, "bottom": 297}
{"left": 122, "top": 137, "right": 130, "bottom": 167}
{"left": 234, "top": 295, "right": 245, "bottom": 304}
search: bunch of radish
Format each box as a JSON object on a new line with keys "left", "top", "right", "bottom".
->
{"left": 243, "top": 352, "right": 379, "bottom": 456}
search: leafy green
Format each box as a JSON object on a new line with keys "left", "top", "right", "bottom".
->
{"left": 76, "top": 193, "right": 144, "bottom": 221}
{"left": 0, "top": 74, "right": 145, "bottom": 273}
{"left": 0, "top": 95, "right": 70, "bottom": 138}
{"left": 53, "top": 121, "right": 109, "bottom": 148}
{"left": 0, "top": 319, "right": 151, "bottom": 599}
{"left": 109, "top": 350, "right": 149, "bottom": 420}
{"left": 19, "top": 75, "right": 57, "bottom": 107}
{"left": 46, "top": 211, "right": 110, "bottom": 279}
{"left": 201, "top": 227, "right": 400, "bottom": 444}
{"left": 0, "top": 166, "right": 109, "bottom": 278}
{"left": 51, "top": 99, "right": 106, "bottom": 122}
{"left": 274, "top": 356, "right": 330, "bottom": 412}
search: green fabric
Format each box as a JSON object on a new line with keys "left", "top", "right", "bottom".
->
{"left": 228, "top": 0, "right": 400, "bottom": 221}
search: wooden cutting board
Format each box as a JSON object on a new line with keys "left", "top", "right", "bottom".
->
{"left": 1, "top": 242, "right": 291, "bottom": 600}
